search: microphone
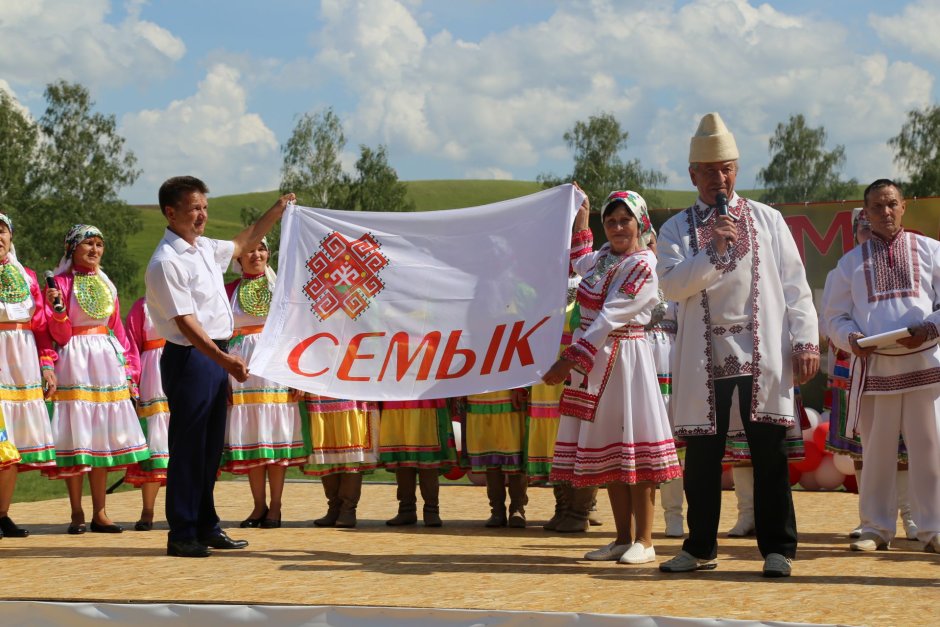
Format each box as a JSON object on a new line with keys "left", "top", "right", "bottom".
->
{"left": 715, "top": 192, "right": 729, "bottom": 217}
{"left": 44, "top": 271, "right": 65, "bottom": 314}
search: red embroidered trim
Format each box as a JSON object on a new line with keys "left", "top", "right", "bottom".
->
{"left": 562, "top": 341, "right": 595, "bottom": 374}
{"left": 866, "top": 367, "right": 940, "bottom": 392}
{"left": 863, "top": 231, "right": 919, "bottom": 303}
{"left": 792, "top": 342, "right": 820, "bottom": 354}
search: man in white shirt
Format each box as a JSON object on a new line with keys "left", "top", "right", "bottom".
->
{"left": 823, "top": 178, "right": 940, "bottom": 555}
{"left": 146, "top": 175, "right": 295, "bottom": 558}
{"left": 656, "top": 113, "right": 820, "bottom": 578}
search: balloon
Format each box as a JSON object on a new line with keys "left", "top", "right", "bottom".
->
{"left": 788, "top": 464, "right": 802, "bottom": 486}
{"left": 799, "top": 470, "right": 820, "bottom": 491}
{"left": 815, "top": 455, "right": 845, "bottom": 490}
{"left": 813, "top": 422, "right": 830, "bottom": 451}
{"left": 451, "top": 420, "right": 462, "bottom": 453}
{"left": 466, "top": 471, "right": 486, "bottom": 486}
{"left": 843, "top": 473, "right": 859, "bottom": 494}
{"left": 792, "top": 440, "right": 822, "bottom": 472}
{"left": 721, "top": 467, "right": 734, "bottom": 490}
{"left": 803, "top": 407, "right": 820, "bottom": 431}
{"left": 443, "top": 466, "right": 466, "bottom": 481}
{"left": 833, "top": 453, "right": 856, "bottom": 476}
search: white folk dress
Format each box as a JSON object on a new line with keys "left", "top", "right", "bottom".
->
{"left": 0, "top": 260, "right": 56, "bottom": 470}
{"left": 48, "top": 271, "right": 149, "bottom": 477}
{"left": 123, "top": 298, "right": 170, "bottom": 486}
{"left": 221, "top": 276, "right": 307, "bottom": 474}
{"left": 550, "top": 231, "right": 681, "bottom": 487}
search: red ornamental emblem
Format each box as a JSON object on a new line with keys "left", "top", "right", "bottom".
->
{"left": 304, "top": 231, "right": 390, "bottom": 321}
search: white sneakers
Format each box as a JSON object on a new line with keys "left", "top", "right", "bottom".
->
{"left": 619, "top": 542, "right": 656, "bottom": 564}
{"left": 584, "top": 542, "right": 629, "bottom": 561}
{"left": 583, "top": 541, "right": 655, "bottom": 564}
{"left": 850, "top": 532, "right": 889, "bottom": 552}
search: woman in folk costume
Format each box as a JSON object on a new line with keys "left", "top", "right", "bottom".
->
{"left": 821, "top": 208, "right": 915, "bottom": 540}
{"left": 644, "top": 231, "right": 685, "bottom": 538}
{"left": 0, "top": 406, "right": 24, "bottom": 537}
{"left": 45, "top": 224, "right": 149, "bottom": 534}
{"left": 221, "top": 239, "right": 306, "bottom": 529}
{"left": 304, "top": 395, "right": 379, "bottom": 528}
{"left": 122, "top": 297, "right": 171, "bottom": 531}
{"left": 0, "top": 213, "right": 58, "bottom": 538}
{"left": 379, "top": 398, "right": 458, "bottom": 527}
{"left": 463, "top": 389, "right": 530, "bottom": 527}
{"left": 544, "top": 190, "right": 682, "bottom": 565}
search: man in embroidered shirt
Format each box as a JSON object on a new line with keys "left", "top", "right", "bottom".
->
{"left": 823, "top": 178, "right": 940, "bottom": 555}
{"left": 656, "top": 113, "right": 820, "bottom": 578}
{"left": 145, "top": 175, "right": 295, "bottom": 558}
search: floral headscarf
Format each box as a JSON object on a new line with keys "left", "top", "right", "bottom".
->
{"left": 851, "top": 207, "right": 871, "bottom": 244}
{"left": 600, "top": 190, "right": 655, "bottom": 247}
{"left": 0, "top": 213, "right": 13, "bottom": 234}
{"left": 52, "top": 224, "right": 116, "bottom": 300}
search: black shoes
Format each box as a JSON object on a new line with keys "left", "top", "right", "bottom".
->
{"left": 167, "top": 539, "right": 211, "bottom": 558}
{"left": 199, "top": 531, "right": 249, "bottom": 550}
{"left": 0, "top": 516, "right": 29, "bottom": 538}
{"left": 240, "top": 507, "right": 268, "bottom": 528}
{"left": 90, "top": 520, "right": 124, "bottom": 533}
{"left": 134, "top": 520, "right": 154, "bottom": 532}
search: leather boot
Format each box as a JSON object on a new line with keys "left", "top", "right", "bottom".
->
{"left": 660, "top": 477, "right": 685, "bottom": 538}
{"left": 386, "top": 468, "right": 418, "bottom": 526}
{"left": 313, "top": 473, "right": 342, "bottom": 527}
{"left": 587, "top": 486, "right": 603, "bottom": 526}
{"left": 555, "top": 485, "right": 592, "bottom": 533}
{"left": 419, "top": 468, "right": 442, "bottom": 527}
{"left": 544, "top": 484, "right": 568, "bottom": 531}
{"left": 335, "top": 473, "right": 363, "bottom": 528}
{"left": 484, "top": 468, "right": 507, "bottom": 527}
{"left": 507, "top": 473, "right": 528, "bottom": 528}
{"left": 728, "top": 466, "right": 755, "bottom": 537}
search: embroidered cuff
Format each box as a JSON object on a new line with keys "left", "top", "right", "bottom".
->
{"left": 705, "top": 240, "right": 732, "bottom": 271}
{"left": 39, "top": 355, "right": 55, "bottom": 367}
{"left": 926, "top": 322, "right": 939, "bottom": 342}
{"left": 52, "top": 312, "right": 69, "bottom": 323}
{"left": 41, "top": 364, "right": 55, "bottom": 371}
{"left": 562, "top": 339, "right": 596, "bottom": 374}
{"left": 570, "top": 229, "right": 593, "bottom": 259}
{"left": 792, "top": 342, "right": 820, "bottom": 354}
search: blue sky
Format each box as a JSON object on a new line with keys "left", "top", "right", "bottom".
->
{"left": 2, "top": 0, "right": 939, "bottom": 204}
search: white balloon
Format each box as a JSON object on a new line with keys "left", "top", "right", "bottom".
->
{"left": 819, "top": 409, "right": 831, "bottom": 426}
{"left": 451, "top": 420, "right": 462, "bottom": 453}
{"left": 833, "top": 453, "right": 856, "bottom": 476}
{"left": 799, "top": 470, "right": 820, "bottom": 491}
{"left": 815, "top": 455, "right": 845, "bottom": 490}
{"left": 803, "top": 407, "right": 820, "bottom": 431}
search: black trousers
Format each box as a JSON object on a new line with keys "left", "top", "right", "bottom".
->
{"left": 682, "top": 375, "right": 798, "bottom": 559}
{"left": 161, "top": 342, "right": 229, "bottom": 542}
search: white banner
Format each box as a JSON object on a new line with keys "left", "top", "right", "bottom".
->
{"left": 249, "top": 184, "right": 582, "bottom": 400}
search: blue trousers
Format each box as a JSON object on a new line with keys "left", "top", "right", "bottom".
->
{"left": 161, "top": 342, "right": 229, "bottom": 542}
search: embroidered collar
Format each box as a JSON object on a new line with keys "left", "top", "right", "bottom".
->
{"left": 870, "top": 227, "right": 905, "bottom": 248}
{"left": 692, "top": 193, "right": 744, "bottom": 223}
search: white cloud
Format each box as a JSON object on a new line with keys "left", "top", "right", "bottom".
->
{"left": 464, "top": 167, "right": 513, "bottom": 180}
{"left": 120, "top": 64, "right": 279, "bottom": 202}
{"left": 873, "top": 1, "right": 940, "bottom": 63}
{"left": 0, "top": 0, "right": 184, "bottom": 88}
{"left": 292, "top": 0, "right": 931, "bottom": 194}
{"left": 0, "top": 80, "right": 32, "bottom": 119}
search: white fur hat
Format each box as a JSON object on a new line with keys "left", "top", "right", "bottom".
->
{"left": 689, "top": 112, "right": 739, "bottom": 163}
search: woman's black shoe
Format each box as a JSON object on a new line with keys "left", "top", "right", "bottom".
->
{"left": 67, "top": 522, "right": 86, "bottom": 535}
{"left": 134, "top": 520, "right": 153, "bottom": 532}
{"left": 260, "top": 517, "right": 281, "bottom": 529}
{"left": 240, "top": 507, "right": 268, "bottom": 528}
{"left": 90, "top": 521, "right": 124, "bottom": 533}
{"left": 0, "top": 516, "right": 28, "bottom": 538}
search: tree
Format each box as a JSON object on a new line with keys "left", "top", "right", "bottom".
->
{"left": 889, "top": 104, "right": 940, "bottom": 197}
{"left": 0, "top": 89, "right": 40, "bottom": 218}
{"left": 351, "top": 144, "right": 414, "bottom": 213}
{"left": 538, "top": 112, "right": 666, "bottom": 207}
{"left": 757, "top": 114, "right": 857, "bottom": 203}
{"left": 3, "top": 81, "right": 142, "bottom": 295}
{"left": 280, "top": 107, "right": 352, "bottom": 210}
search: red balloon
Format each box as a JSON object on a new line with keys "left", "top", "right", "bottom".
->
{"left": 788, "top": 464, "right": 802, "bottom": 486}
{"left": 843, "top": 473, "right": 859, "bottom": 494}
{"left": 443, "top": 467, "right": 467, "bottom": 481}
{"left": 813, "top": 422, "right": 830, "bottom": 451}
{"left": 792, "top": 440, "right": 822, "bottom": 472}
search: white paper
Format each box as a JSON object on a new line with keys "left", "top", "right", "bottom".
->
{"left": 856, "top": 327, "right": 912, "bottom": 348}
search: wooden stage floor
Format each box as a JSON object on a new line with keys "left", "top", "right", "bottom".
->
{"left": 1, "top": 481, "right": 936, "bottom": 625}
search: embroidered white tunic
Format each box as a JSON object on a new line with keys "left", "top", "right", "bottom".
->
{"left": 657, "top": 194, "right": 819, "bottom": 437}
{"left": 822, "top": 230, "right": 940, "bottom": 432}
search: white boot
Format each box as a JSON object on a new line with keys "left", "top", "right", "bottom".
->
{"left": 849, "top": 467, "right": 863, "bottom": 538}
{"left": 727, "top": 466, "right": 755, "bottom": 537}
{"left": 897, "top": 470, "right": 918, "bottom": 540}
{"left": 660, "top": 478, "right": 685, "bottom": 538}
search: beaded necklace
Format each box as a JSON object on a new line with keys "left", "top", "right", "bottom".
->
{"left": 0, "top": 262, "right": 29, "bottom": 304}
{"left": 74, "top": 271, "right": 114, "bottom": 319}
{"left": 586, "top": 250, "right": 623, "bottom": 286}
{"left": 237, "top": 275, "right": 271, "bottom": 317}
